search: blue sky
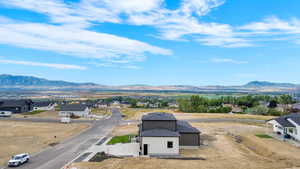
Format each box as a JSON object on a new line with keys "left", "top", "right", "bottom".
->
{"left": 0, "top": 0, "right": 300, "bottom": 86}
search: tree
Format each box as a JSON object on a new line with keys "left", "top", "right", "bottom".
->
{"left": 279, "top": 94, "right": 295, "bottom": 112}
{"left": 268, "top": 100, "right": 278, "bottom": 108}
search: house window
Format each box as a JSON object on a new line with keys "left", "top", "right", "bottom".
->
{"left": 289, "top": 128, "right": 294, "bottom": 134}
{"left": 167, "top": 141, "right": 173, "bottom": 148}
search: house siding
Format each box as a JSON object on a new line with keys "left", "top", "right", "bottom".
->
{"left": 179, "top": 133, "right": 200, "bottom": 146}
{"left": 141, "top": 137, "right": 179, "bottom": 156}
{"left": 59, "top": 108, "right": 90, "bottom": 117}
{"left": 142, "top": 120, "right": 177, "bottom": 131}
{"left": 287, "top": 119, "right": 300, "bottom": 141}
{"left": 267, "top": 120, "right": 284, "bottom": 134}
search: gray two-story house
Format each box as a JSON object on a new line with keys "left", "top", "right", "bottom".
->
{"left": 0, "top": 99, "right": 33, "bottom": 113}
{"left": 138, "top": 112, "right": 201, "bottom": 156}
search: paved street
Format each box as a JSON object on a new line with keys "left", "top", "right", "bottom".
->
{"left": 2, "top": 108, "right": 122, "bottom": 169}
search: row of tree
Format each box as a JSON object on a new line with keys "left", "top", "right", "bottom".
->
{"left": 177, "top": 94, "right": 296, "bottom": 115}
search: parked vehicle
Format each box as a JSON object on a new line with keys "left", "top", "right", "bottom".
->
{"left": 0, "top": 111, "right": 12, "bottom": 117}
{"left": 60, "top": 117, "right": 71, "bottom": 123}
{"left": 7, "top": 153, "right": 30, "bottom": 167}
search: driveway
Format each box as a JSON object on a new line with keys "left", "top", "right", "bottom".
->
{"left": 1, "top": 108, "right": 122, "bottom": 169}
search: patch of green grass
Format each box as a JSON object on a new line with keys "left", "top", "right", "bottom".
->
{"left": 107, "top": 134, "right": 136, "bottom": 145}
{"left": 23, "top": 110, "right": 46, "bottom": 115}
{"left": 255, "top": 134, "right": 273, "bottom": 139}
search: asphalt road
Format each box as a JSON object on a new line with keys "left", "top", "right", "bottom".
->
{"left": 2, "top": 108, "right": 122, "bottom": 169}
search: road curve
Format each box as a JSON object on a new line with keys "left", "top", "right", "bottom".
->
{"left": 2, "top": 108, "right": 122, "bottom": 169}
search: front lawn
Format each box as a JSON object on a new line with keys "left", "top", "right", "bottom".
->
{"left": 255, "top": 134, "right": 273, "bottom": 138}
{"left": 107, "top": 134, "right": 136, "bottom": 145}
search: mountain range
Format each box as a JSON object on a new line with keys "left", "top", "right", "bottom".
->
{"left": 0, "top": 74, "right": 299, "bottom": 93}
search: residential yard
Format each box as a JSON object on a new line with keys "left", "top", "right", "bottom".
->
{"left": 71, "top": 122, "right": 300, "bottom": 169}
{"left": 0, "top": 121, "right": 90, "bottom": 166}
{"left": 107, "top": 134, "right": 136, "bottom": 145}
{"left": 121, "top": 107, "right": 275, "bottom": 121}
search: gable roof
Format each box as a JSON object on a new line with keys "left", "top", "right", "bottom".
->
{"left": 275, "top": 118, "right": 295, "bottom": 127}
{"left": 33, "top": 101, "right": 52, "bottom": 107}
{"left": 60, "top": 104, "right": 87, "bottom": 111}
{"left": 0, "top": 99, "right": 32, "bottom": 107}
{"left": 142, "top": 112, "right": 177, "bottom": 121}
{"left": 141, "top": 129, "right": 180, "bottom": 137}
{"left": 177, "top": 121, "right": 201, "bottom": 133}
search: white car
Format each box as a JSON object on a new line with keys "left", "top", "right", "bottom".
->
{"left": 8, "top": 153, "right": 30, "bottom": 167}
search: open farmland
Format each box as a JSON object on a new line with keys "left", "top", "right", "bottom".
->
{"left": 0, "top": 121, "right": 90, "bottom": 166}
{"left": 71, "top": 122, "right": 300, "bottom": 169}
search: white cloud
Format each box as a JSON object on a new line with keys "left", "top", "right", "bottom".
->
{"left": 211, "top": 58, "right": 248, "bottom": 64}
{"left": 2, "top": 0, "right": 300, "bottom": 50}
{"left": 0, "top": 17, "right": 171, "bottom": 63}
{"left": 239, "top": 16, "right": 300, "bottom": 33}
{"left": 0, "top": 59, "right": 86, "bottom": 70}
{"left": 1, "top": 0, "right": 238, "bottom": 47}
{"left": 180, "top": 0, "right": 225, "bottom": 16}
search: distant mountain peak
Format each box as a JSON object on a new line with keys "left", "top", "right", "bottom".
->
{"left": 245, "top": 81, "right": 297, "bottom": 87}
{"left": 0, "top": 74, "right": 98, "bottom": 87}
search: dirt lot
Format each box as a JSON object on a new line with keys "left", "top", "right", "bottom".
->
{"left": 71, "top": 122, "right": 300, "bottom": 169}
{"left": 121, "top": 108, "right": 274, "bottom": 121}
{"left": 0, "top": 121, "right": 90, "bottom": 166}
{"left": 91, "top": 108, "right": 112, "bottom": 116}
{"left": 13, "top": 110, "right": 60, "bottom": 119}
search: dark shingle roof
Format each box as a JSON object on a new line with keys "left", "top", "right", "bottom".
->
{"left": 177, "top": 121, "right": 201, "bottom": 133}
{"left": 0, "top": 99, "right": 32, "bottom": 107}
{"left": 33, "top": 101, "right": 52, "bottom": 107}
{"left": 290, "top": 117, "right": 300, "bottom": 126}
{"left": 275, "top": 118, "right": 295, "bottom": 127}
{"left": 142, "top": 112, "right": 177, "bottom": 121}
{"left": 60, "top": 104, "right": 87, "bottom": 111}
{"left": 141, "top": 129, "right": 180, "bottom": 137}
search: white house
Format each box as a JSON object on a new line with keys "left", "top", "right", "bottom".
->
{"left": 139, "top": 112, "right": 201, "bottom": 156}
{"left": 32, "top": 101, "right": 55, "bottom": 111}
{"left": 267, "top": 113, "right": 300, "bottom": 141}
{"left": 59, "top": 104, "right": 90, "bottom": 117}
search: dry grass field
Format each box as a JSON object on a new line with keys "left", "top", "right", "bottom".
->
{"left": 121, "top": 108, "right": 175, "bottom": 120}
{"left": 121, "top": 107, "right": 275, "bottom": 121}
{"left": 91, "top": 108, "right": 112, "bottom": 116}
{"left": 71, "top": 122, "right": 300, "bottom": 169}
{"left": 0, "top": 121, "right": 90, "bottom": 166}
{"left": 13, "top": 110, "right": 60, "bottom": 119}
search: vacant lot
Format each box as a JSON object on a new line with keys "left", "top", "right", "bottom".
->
{"left": 121, "top": 108, "right": 274, "bottom": 121}
{"left": 71, "top": 122, "right": 300, "bottom": 169}
{"left": 0, "top": 121, "right": 90, "bottom": 166}
{"left": 91, "top": 108, "right": 112, "bottom": 116}
{"left": 13, "top": 110, "right": 60, "bottom": 119}
{"left": 121, "top": 108, "right": 175, "bottom": 120}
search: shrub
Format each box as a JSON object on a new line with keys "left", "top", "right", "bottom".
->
{"left": 267, "top": 109, "right": 283, "bottom": 116}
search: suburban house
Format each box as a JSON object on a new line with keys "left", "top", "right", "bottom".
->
{"left": 59, "top": 104, "right": 90, "bottom": 117}
{"left": 33, "top": 101, "right": 55, "bottom": 111}
{"left": 138, "top": 112, "right": 201, "bottom": 156}
{"left": 267, "top": 113, "right": 300, "bottom": 141}
{"left": 0, "top": 99, "right": 33, "bottom": 113}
